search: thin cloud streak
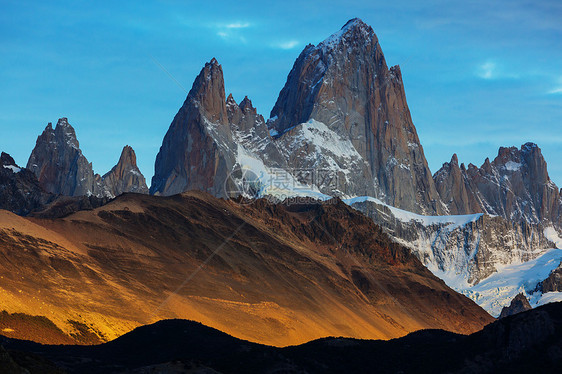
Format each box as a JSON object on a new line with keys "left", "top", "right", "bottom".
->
{"left": 225, "top": 22, "right": 250, "bottom": 29}
{"left": 273, "top": 40, "right": 300, "bottom": 50}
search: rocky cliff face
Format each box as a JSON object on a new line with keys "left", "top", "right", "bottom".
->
{"left": 0, "top": 152, "right": 53, "bottom": 215}
{"left": 269, "top": 19, "right": 443, "bottom": 214}
{"left": 434, "top": 143, "right": 562, "bottom": 225}
{"left": 499, "top": 293, "right": 532, "bottom": 318}
{"left": 27, "top": 118, "right": 148, "bottom": 199}
{"left": 27, "top": 118, "right": 97, "bottom": 197}
{"left": 150, "top": 59, "right": 238, "bottom": 197}
{"left": 97, "top": 146, "right": 149, "bottom": 197}
{"left": 349, "top": 198, "right": 555, "bottom": 286}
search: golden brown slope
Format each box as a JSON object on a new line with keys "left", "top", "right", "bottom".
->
{"left": 0, "top": 191, "right": 493, "bottom": 346}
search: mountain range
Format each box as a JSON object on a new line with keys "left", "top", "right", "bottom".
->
{"left": 1, "top": 17, "right": 562, "bottom": 360}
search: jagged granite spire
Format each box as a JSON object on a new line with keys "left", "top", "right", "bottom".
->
{"left": 433, "top": 154, "right": 483, "bottom": 215}
{"left": 150, "top": 59, "right": 237, "bottom": 196}
{"left": 268, "top": 18, "right": 443, "bottom": 214}
{"left": 434, "top": 143, "right": 562, "bottom": 224}
{"left": 27, "top": 118, "right": 149, "bottom": 199}
{"left": 97, "top": 145, "right": 149, "bottom": 197}
{"left": 27, "top": 118, "right": 96, "bottom": 196}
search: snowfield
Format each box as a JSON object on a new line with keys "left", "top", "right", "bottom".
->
{"left": 345, "top": 196, "right": 483, "bottom": 228}
{"left": 345, "top": 196, "right": 562, "bottom": 317}
{"left": 464, "top": 248, "right": 562, "bottom": 316}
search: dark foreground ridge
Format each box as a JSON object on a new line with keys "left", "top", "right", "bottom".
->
{"left": 2, "top": 302, "right": 561, "bottom": 374}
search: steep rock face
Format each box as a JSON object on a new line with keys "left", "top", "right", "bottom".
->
{"left": 27, "top": 118, "right": 148, "bottom": 199}
{"left": 269, "top": 18, "right": 443, "bottom": 214}
{"left": 150, "top": 59, "right": 237, "bottom": 197}
{"left": 27, "top": 118, "right": 96, "bottom": 197}
{"left": 499, "top": 293, "right": 532, "bottom": 318}
{"left": 0, "top": 152, "right": 53, "bottom": 215}
{"left": 433, "top": 154, "right": 483, "bottom": 215}
{"left": 98, "top": 146, "right": 149, "bottom": 197}
{"left": 434, "top": 143, "right": 562, "bottom": 225}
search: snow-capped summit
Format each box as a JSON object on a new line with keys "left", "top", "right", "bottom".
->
{"left": 316, "top": 17, "right": 374, "bottom": 53}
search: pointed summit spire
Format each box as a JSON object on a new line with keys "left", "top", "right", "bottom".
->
{"left": 98, "top": 145, "right": 148, "bottom": 197}
{"left": 27, "top": 117, "right": 95, "bottom": 196}
{"left": 187, "top": 58, "right": 227, "bottom": 124}
{"left": 239, "top": 96, "right": 256, "bottom": 114}
{"left": 451, "top": 153, "right": 459, "bottom": 165}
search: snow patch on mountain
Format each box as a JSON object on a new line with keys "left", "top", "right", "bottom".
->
{"left": 274, "top": 120, "right": 368, "bottom": 197}
{"left": 544, "top": 226, "right": 562, "bottom": 248}
{"left": 463, "top": 248, "right": 562, "bottom": 316}
{"left": 3, "top": 165, "right": 21, "bottom": 173}
{"left": 234, "top": 144, "right": 329, "bottom": 201}
{"left": 345, "top": 196, "right": 483, "bottom": 227}
{"left": 504, "top": 161, "right": 522, "bottom": 171}
{"left": 533, "top": 291, "right": 562, "bottom": 307}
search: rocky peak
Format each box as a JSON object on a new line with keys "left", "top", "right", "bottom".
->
{"left": 239, "top": 96, "right": 256, "bottom": 114}
{"left": 269, "top": 18, "right": 384, "bottom": 134}
{"left": 433, "top": 153, "right": 482, "bottom": 215}
{"left": 188, "top": 58, "right": 227, "bottom": 124}
{"left": 27, "top": 118, "right": 95, "bottom": 197}
{"left": 434, "top": 143, "right": 561, "bottom": 225}
{"left": 316, "top": 17, "right": 376, "bottom": 53}
{"left": 226, "top": 93, "right": 237, "bottom": 107}
{"left": 536, "top": 261, "right": 562, "bottom": 293}
{"left": 151, "top": 59, "right": 237, "bottom": 197}
{"left": 267, "top": 18, "right": 443, "bottom": 214}
{"left": 54, "top": 117, "right": 80, "bottom": 149}
{"left": 27, "top": 118, "right": 148, "bottom": 199}
{"left": 97, "top": 145, "right": 149, "bottom": 197}
{"left": 1, "top": 151, "right": 53, "bottom": 215}
{"left": 1, "top": 152, "right": 16, "bottom": 166}
{"left": 499, "top": 293, "right": 532, "bottom": 319}
{"left": 451, "top": 153, "right": 459, "bottom": 165}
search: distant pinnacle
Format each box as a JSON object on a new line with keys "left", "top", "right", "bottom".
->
{"left": 451, "top": 154, "right": 459, "bottom": 165}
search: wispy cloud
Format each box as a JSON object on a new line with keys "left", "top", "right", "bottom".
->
{"left": 272, "top": 40, "right": 300, "bottom": 50}
{"left": 548, "top": 77, "right": 562, "bottom": 94}
{"left": 477, "top": 61, "right": 497, "bottom": 79}
{"left": 214, "top": 21, "right": 251, "bottom": 43}
{"left": 476, "top": 60, "right": 520, "bottom": 80}
{"left": 224, "top": 22, "right": 250, "bottom": 29}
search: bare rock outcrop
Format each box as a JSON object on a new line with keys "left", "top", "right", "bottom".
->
{"left": 27, "top": 118, "right": 148, "bottom": 199}
{"left": 499, "top": 293, "right": 532, "bottom": 318}
{"left": 27, "top": 118, "right": 96, "bottom": 197}
{"left": 97, "top": 145, "right": 149, "bottom": 197}
{"left": 536, "top": 262, "right": 562, "bottom": 293}
{"left": 434, "top": 143, "right": 562, "bottom": 226}
{"left": 150, "top": 59, "right": 237, "bottom": 197}
{"left": 0, "top": 152, "right": 53, "bottom": 215}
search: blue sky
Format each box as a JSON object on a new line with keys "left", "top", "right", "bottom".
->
{"left": 1, "top": 0, "right": 561, "bottom": 186}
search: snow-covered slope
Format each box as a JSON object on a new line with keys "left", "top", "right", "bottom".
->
{"left": 346, "top": 197, "right": 561, "bottom": 315}
{"left": 465, "top": 248, "right": 562, "bottom": 316}
{"left": 345, "top": 196, "right": 483, "bottom": 227}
